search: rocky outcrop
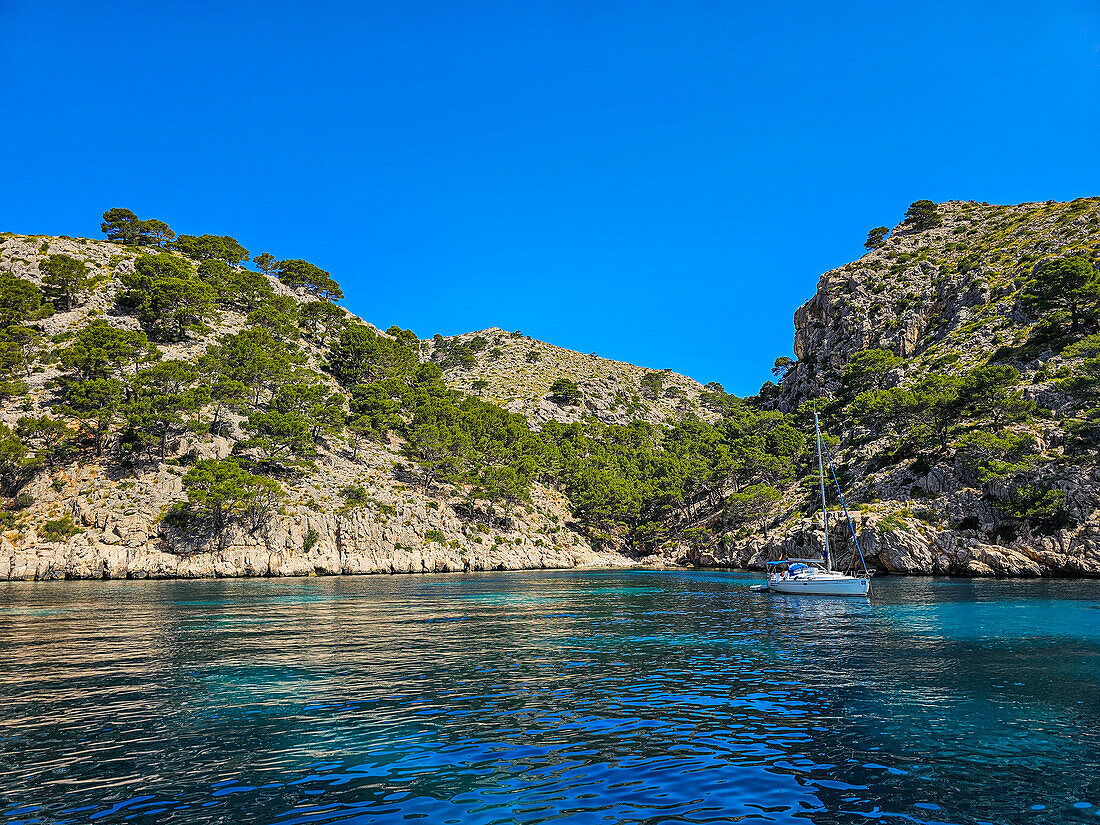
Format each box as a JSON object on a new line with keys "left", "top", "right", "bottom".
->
{"left": 429, "top": 328, "right": 716, "bottom": 429}
{"left": 779, "top": 199, "right": 1100, "bottom": 410}
{"left": 669, "top": 512, "right": 1100, "bottom": 578}
{"left": 1, "top": 514, "right": 630, "bottom": 581}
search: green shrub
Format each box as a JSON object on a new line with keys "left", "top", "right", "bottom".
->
{"left": 340, "top": 485, "right": 369, "bottom": 508}
{"left": 425, "top": 528, "right": 446, "bottom": 543}
{"left": 954, "top": 430, "right": 1037, "bottom": 481}
{"left": 549, "top": 378, "right": 581, "bottom": 406}
{"left": 303, "top": 527, "right": 320, "bottom": 552}
{"left": 990, "top": 484, "right": 1069, "bottom": 530}
{"left": 877, "top": 512, "right": 909, "bottom": 532}
{"left": 41, "top": 516, "right": 79, "bottom": 541}
{"left": 640, "top": 372, "right": 663, "bottom": 397}
{"left": 914, "top": 508, "right": 939, "bottom": 524}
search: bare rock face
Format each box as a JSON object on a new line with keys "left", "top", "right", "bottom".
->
{"left": 677, "top": 510, "right": 1100, "bottom": 578}
{"left": 1, "top": 481, "right": 634, "bottom": 581}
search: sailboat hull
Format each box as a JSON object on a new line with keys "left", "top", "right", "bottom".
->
{"left": 767, "top": 576, "right": 870, "bottom": 596}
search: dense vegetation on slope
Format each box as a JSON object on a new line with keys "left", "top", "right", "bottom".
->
{"left": 758, "top": 198, "right": 1100, "bottom": 569}
{"left": 0, "top": 210, "right": 807, "bottom": 559}
{"left": 2, "top": 198, "right": 1098, "bottom": 578}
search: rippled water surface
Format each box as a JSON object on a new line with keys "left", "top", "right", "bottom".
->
{"left": 1, "top": 571, "right": 1098, "bottom": 825}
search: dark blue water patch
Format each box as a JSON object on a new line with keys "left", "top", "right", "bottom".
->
{"left": 0, "top": 571, "right": 1098, "bottom": 824}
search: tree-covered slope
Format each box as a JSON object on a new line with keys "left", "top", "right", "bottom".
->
{"left": 0, "top": 211, "right": 799, "bottom": 581}
{"left": 0, "top": 226, "right": 631, "bottom": 579}
{"left": 706, "top": 198, "right": 1100, "bottom": 576}
{"left": 2, "top": 199, "right": 1098, "bottom": 581}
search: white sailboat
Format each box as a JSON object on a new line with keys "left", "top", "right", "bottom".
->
{"left": 762, "top": 409, "right": 872, "bottom": 597}
{"left": 764, "top": 558, "right": 870, "bottom": 596}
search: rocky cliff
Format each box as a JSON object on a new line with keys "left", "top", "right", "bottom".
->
{"left": 700, "top": 198, "right": 1100, "bottom": 577}
{"left": 780, "top": 199, "right": 1099, "bottom": 405}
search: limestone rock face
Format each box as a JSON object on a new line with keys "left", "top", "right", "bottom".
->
{"left": 779, "top": 200, "right": 1100, "bottom": 413}
{"left": 676, "top": 511, "right": 1100, "bottom": 578}
{"left": 1, "top": 480, "right": 633, "bottom": 581}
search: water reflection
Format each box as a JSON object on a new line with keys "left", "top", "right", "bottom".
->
{"left": 1, "top": 572, "right": 1098, "bottom": 825}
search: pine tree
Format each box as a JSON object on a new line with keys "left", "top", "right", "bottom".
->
{"left": 864, "top": 226, "right": 889, "bottom": 249}
{"left": 1022, "top": 255, "right": 1100, "bottom": 333}
{"left": 39, "top": 254, "right": 93, "bottom": 311}
{"left": 903, "top": 200, "right": 941, "bottom": 231}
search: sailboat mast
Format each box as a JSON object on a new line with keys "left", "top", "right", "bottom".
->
{"left": 814, "top": 409, "right": 830, "bottom": 571}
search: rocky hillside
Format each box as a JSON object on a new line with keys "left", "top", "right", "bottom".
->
{"left": 779, "top": 198, "right": 1100, "bottom": 405}
{"left": 3, "top": 198, "right": 1099, "bottom": 582}
{"left": 693, "top": 198, "right": 1100, "bottom": 577}
{"left": 426, "top": 328, "right": 714, "bottom": 428}
{"left": 0, "top": 231, "right": 633, "bottom": 580}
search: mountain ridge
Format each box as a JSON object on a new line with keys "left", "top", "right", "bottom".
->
{"left": 1, "top": 197, "right": 1099, "bottom": 580}
{"left": 425, "top": 326, "right": 717, "bottom": 429}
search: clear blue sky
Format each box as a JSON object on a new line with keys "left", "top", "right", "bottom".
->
{"left": 2, "top": 1, "right": 1098, "bottom": 395}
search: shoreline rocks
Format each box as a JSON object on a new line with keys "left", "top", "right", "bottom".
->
{"left": 1, "top": 516, "right": 636, "bottom": 582}
{"left": 670, "top": 515, "right": 1100, "bottom": 578}
{"left": 7, "top": 516, "right": 1099, "bottom": 580}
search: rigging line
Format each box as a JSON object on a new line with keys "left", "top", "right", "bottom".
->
{"left": 814, "top": 409, "right": 830, "bottom": 570}
{"left": 819, "top": 435, "right": 871, "bottom": 578}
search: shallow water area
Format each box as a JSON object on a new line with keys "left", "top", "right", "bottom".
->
{"left": 1, "top": 570, "right": 1098, "bottom": 824}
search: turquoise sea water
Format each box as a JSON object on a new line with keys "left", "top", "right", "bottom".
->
{"left": 1, "top": 570, "right": 1098, "bottom": 825}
